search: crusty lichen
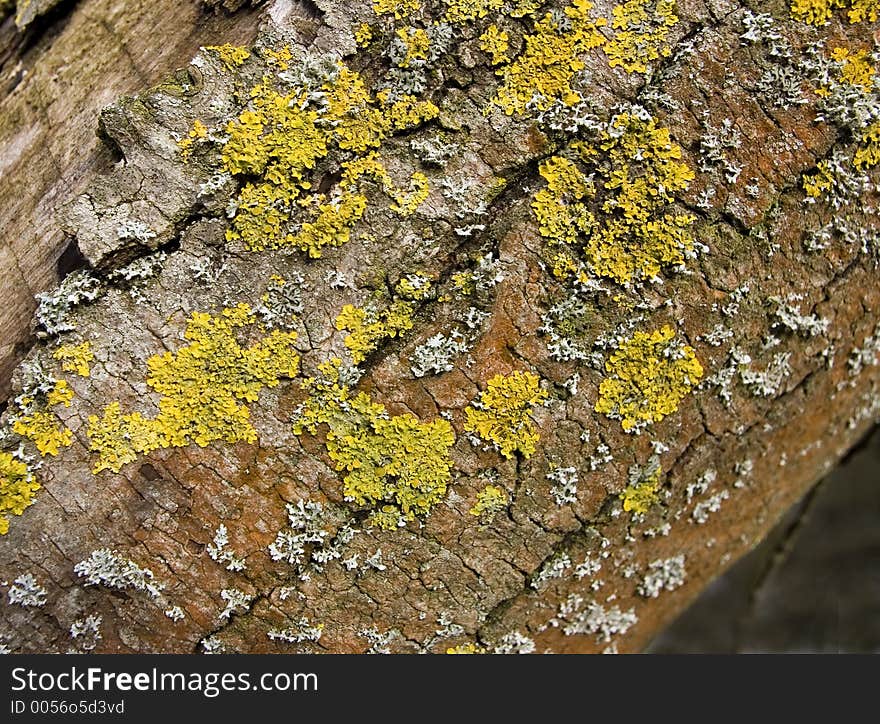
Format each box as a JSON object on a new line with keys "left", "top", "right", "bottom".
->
{"left": 464, "top": 371, "right": 547, "bottom": 458}
{"left": 88, "top": 303, "right": 300, "bottom": 473}
{"left": 293, "top": 359, "right": 455, "bottom": 529}
{"left": 595, "top": 325, "right": 703, "bottom": 433}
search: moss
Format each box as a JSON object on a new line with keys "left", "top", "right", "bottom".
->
{"left": 594, "top": 325, "right": 703, "bottom": 433}
{"left": 293, "top": 359, "right": 455, "bottom": 528}
{"left": 0, "top": 452, "right": 40, "bottom": 535}
{"left": 464, "top": 371, "right": 547, "bottom": 458}
{"left": 53, "top": 342, "right": 93, "bottom": 377}
{"left": 336, "top": 275, "right": 433, "bottom": 364}
{"left": 533, "top": 113, "right": 695, "bottom": 286}
{"left": 88, "top": 303, "right": 300, "bottom": 474}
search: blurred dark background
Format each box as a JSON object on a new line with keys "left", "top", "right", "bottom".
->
{"left": 648, "top": 426, "right": 880, "bottom": 653}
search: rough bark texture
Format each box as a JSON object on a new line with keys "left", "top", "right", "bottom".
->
{"left": 0, "top": 0, "right": 878, "bottom": 654}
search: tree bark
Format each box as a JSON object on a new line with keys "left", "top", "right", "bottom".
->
{"left": 0, "top": 0, "right": 878, "bottom": 653}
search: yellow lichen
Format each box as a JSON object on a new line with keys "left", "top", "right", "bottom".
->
{"left": 355, "top": 23, "right": 374, "bottom": 47}
{"left": 13, "top": 411, "right": 73, "bottom": 456}
{"left": 294, "top": 359, "right": 455, "bottom": 528}
{"left": 443, "top": 0, "right": 503, "bottom": 24}
{"left": 446, "top": 642, "right": 485, "bottom": 653}
{"left": 854, "top": 120, "right": 880, "bottom": 168}
{"left": 53, "top": 342, "right": 93, "bottom": 377}
{"left": 464, "top": 371, "right": 547, "bottom": 459}
{"left": 336, "top": 276, "right": 432, "bottom": 364}
{"left": 479, "top": 24, "right": 510, "bottom": 65}
{"left": 790, "top": 0, "right": 878, "bottom": 23}
{"left": 621, "top": 463, "right": 662, "bottom": 513}
{"left": 178, "top": 119, "right": 208, "bottom": 161}
{"left": 395, "top": 27, "right": 431, "bottom": 68}
{"left": 46, "top": 379, "right": 73, "bottom": 408}
{"left": 88, "top": 304, "right": 300, "bottom": 473}
{"left": 492, "top": 0, "right": 606, "bottom": 115}
{"left": 373, "top": 0, "right": 421, "bottom": 18}
{"left": 603, "top": 0, "right": 679, "bottom": 74}
{"left": 204, "top": 44, "right": 250, "bottom": 71}
{"left": 469, "top": 484, "right": 509, "bottom": 519}
{"left": 533, "top": 114, "right": 695, "bottom": 286}
{"left": 802, "top": 160, "right": 838, "bottom": 200}
{"left": 0, "top": 452, "right": 40, "bottom": 535}
{"left": 594, "top": 325, "right": 703, "bottom": 433}
{"left": 221, "top": 63, "right": 437, "bottom": 257}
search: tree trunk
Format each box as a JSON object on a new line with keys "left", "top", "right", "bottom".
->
{"left": 0, "top": 0, "right": 878, "bottom": 653}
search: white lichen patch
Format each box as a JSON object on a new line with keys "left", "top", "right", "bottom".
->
{"left": 267, "top": 617, "right": 324, "bottom": 644}
{"left": 552, "top": 595, "right": 638, "bottom": 643}
{"left": 74, "top": 549, "right": 164, "bottom": 600}
{"left": 637, "top": 555, "right": 686, "bottom": 598}
{"left": 547, "top": 466, "right": 578, "bottom": 506}
{"left": 206, "top": 524, "right": 247, "bottom": 572}
{"left": 6, "top": 573, "right": 47, "bottom": 607}
{"left": 531, "top": 552, "right": 572, "bottom": 589}
{"left": 218, "top": 588, "right": 252, "bottom": 621}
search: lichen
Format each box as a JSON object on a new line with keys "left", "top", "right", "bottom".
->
{"left": 0, "top": 453, "right": 40, "bottom": 535}
{"left": 620, "top": 455, "right": 663, "bottom": 513}
{"left": 603, "top": 0, "right": 679, "bottom": 74}
{"left": 464, "top": 371, "right": 548, "bottom": 458}
{"left": 88, "top": 303, "right": 300, "bottom": 473}
{"left": 790, "top": 0, "right": 878, "bottom": 25}
{"left": 336, "top": 275, "right": 433, "bottom": 364}
{"left": 492, "top": 0, "right": 607, "bottom": 115}
{"left": 532, "top": 111, "right": 695, "bottom": 286}
{"left": 203, "top": 44, "right": 250, "bottom": 71}
{"left": 218, "top": 59, "right": 437, "bottom": 257}
{"left": 479, "top": 24, "right": 510, "bottom": 65}
{"left": 469, "top": 484, "right": 509, "bottom": 520}
{"left": 53, "top": 342, "right": 93, "bottom": 377}
{"left": 293, "top": 359, "right": 455, "bottom": 528}
{"left": 595, "top": 325, "right": 703, "bottom": 433}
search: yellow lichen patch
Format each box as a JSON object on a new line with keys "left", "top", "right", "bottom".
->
{"left": 46, "top": 380, "right": 73, "bottom": 408}
{"left": 847, "top": 0, "right": 879, "bottom": 21}
{"left": 355, "top": 23, "right": 373, "bottom": 47}
{"left": 603, "top": 0, "right": 679, "bottom": 74}
{"left": 443, "top": 0, "right": 503, "bottom": 24}
{"left": 492, "top": 0, "right": 607, "bottom": 115}
{"left": 178, "top": 119, "right": 208, "bottom": 161}
{"left": 88, "top": 304, "right": 300, "bottom": 474}
{"left": 825, "top": 47, "right": 876, "bottom": 93}
{"left": 533, "top": 113, "right": 695, "bottom": 286}
{"left": 293, "top": 359, "right": 455, "bottom": 528}
{"left": 0, "top": 452, "right": 40, "bottom": 535}
{"left": 204, "top": 44, "right": 250, "bottom": 71}
{"left": 854, "top": 120, "right": 880, "bottom": 168}
{"left": 221, "top": 63, "right": 437, "bottom": 257}
{"left": 13, "top": 411, "right": 73, "bottom": 456}
{"left": 479, "top": 24, "right": 510, "bottom": 65}
{"left": 446, "top": 642, "right": 485, "bottom": 653}
{"left": 336, "top": 275, "right": 432, "bottom": 363}
{"left": 621, "top": 462, "right": 662, "bottom": 513}
{"left": 791, "top": 0, "right": 878, "bottom": 23}
{"left": 802, "top": 160, "right": 838, "bottom": 200}
{"left": 595, "top": 325, "right": 703, "bottom": 433}
{"left": 469, "top": 484, "right": 509, "bottom": 520}
{"left": 464, "top": 371, "right": 547, "bottom": 459}
{"left": 373, "top": 0, "right": 420, "bottom": 17}
{"left": 53, "top": 342, "right": 93, "bottom": 377}
{"left": 395, "top": 27, "right": 431, "bottom": 68}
